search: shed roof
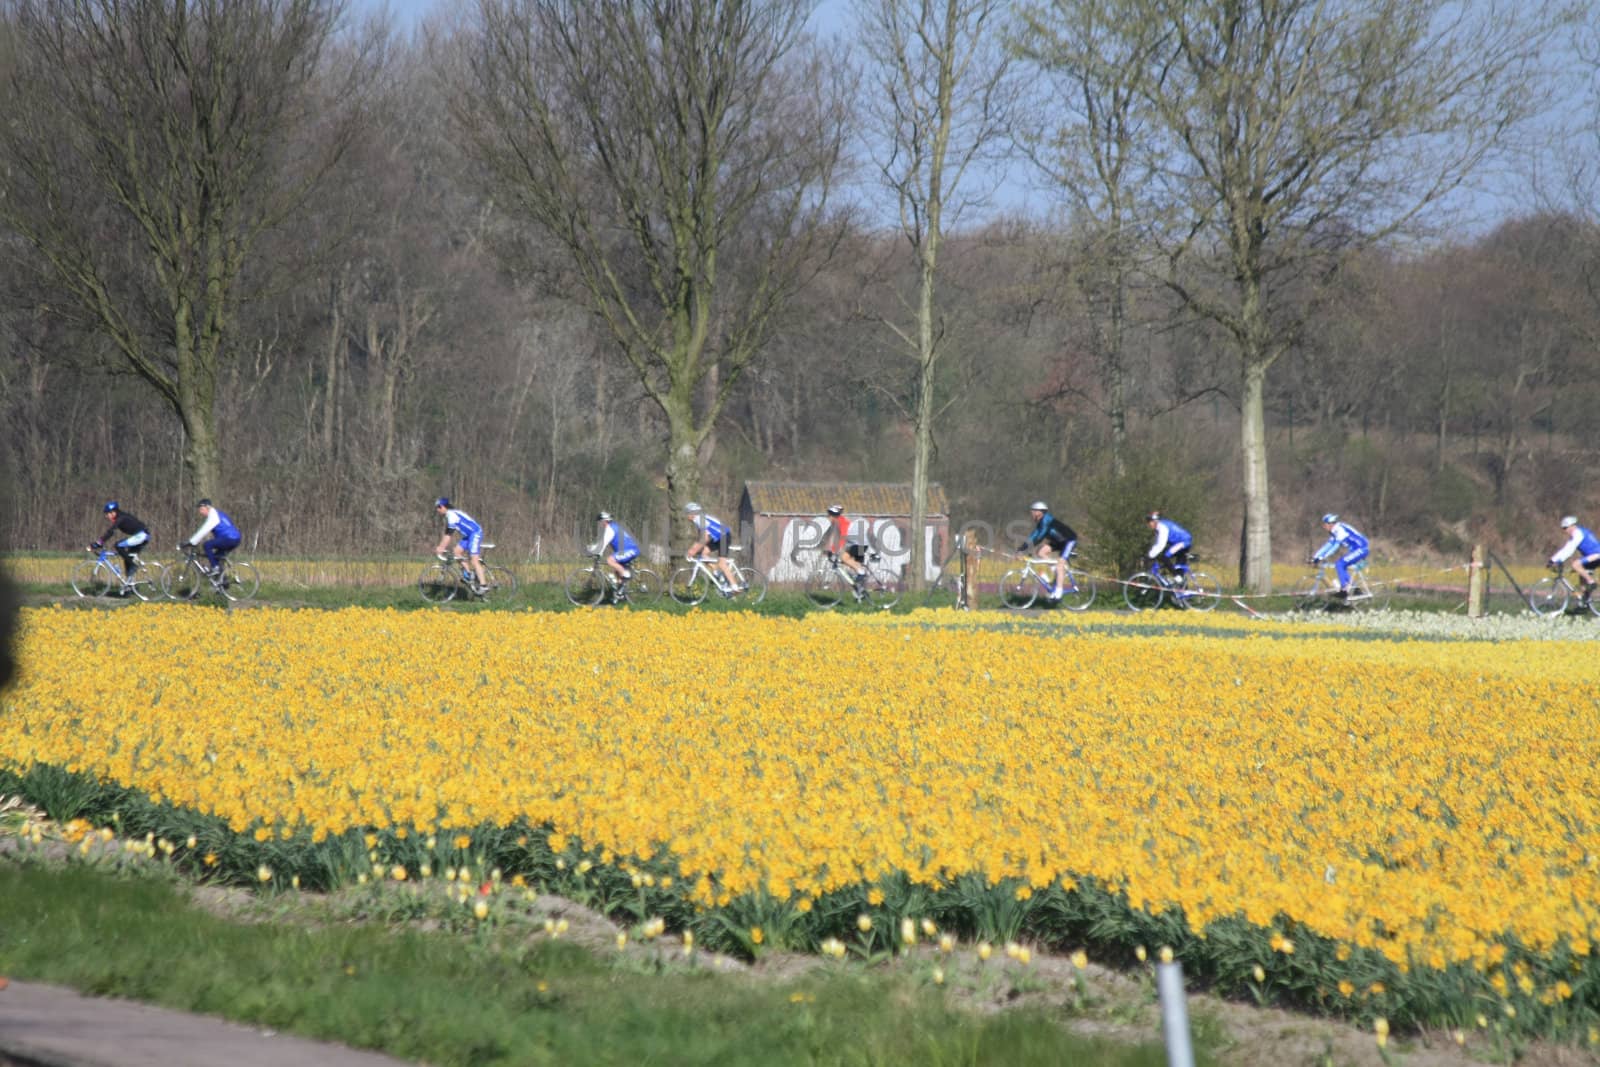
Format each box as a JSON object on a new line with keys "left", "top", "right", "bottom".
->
{"left": 742, "top": 481, "right": 949, "bottom": 518}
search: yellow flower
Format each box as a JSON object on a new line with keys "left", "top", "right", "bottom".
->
{"left": 867, "top": 888, "right": 884, "bottom": 906}
{"left": 857, "top": 914, "right": 872, "bottom": 933}
{"left": 796, "top": 898, "right": 812, "bottom": 913}
{"left": 1071, "top": 950, "right": 1089, "bottom": 970}
{"left": 256, "top": 865, "right": 273, "bottom": 883}
{"left": 1135, "top": 945, "right": 1147, "bottom": 963}
{"left": 454, "top": 834, "right": 472, "bottom": 850}
{"left": 977, "top": 942, "right": 993, "bottom": 961}
{"left": 932, "top": 966, "right": 945, "bottom": 985}
{"left": 1252, "top": 965, "right": 1265, "bottom": 983}
{"left": 473, "top": 900, "right": 489, "bottom": 920}
{"left": 1338, "top": 980, "right": 1355, "bottom": 997}
{"left": 1374, "top": 1017, "right": 1389, "bottom": 1048}
{"left": 390, "top": 865, "right": 407, "bottom": 881}
{"left": 751, "top": 927, "right": 764, "bottom": 945}
{"left": 1014, "top": 886, "right": 1032, "bottom": 901}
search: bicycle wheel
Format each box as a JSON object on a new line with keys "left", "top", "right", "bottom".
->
{"left": 1291, "top": 574, "right": 1327, "bottom": 613}
{"left": 669, "top": 567, "right": 709, "bottom": 606}
{"left": 1523, "top": 579, "right": 1574, "bottom": 620}
{"left": 219, "top": 560, "right": 260, "bottom": 602}
{"left": 1527, "top": 576, "right": 1570, "bottom": 617}
{"left": 126, "top": 560, "right": 166, "bottom": 602}
{"left": 419, "top": 562, "right": 460, "bottom": 604}
{"left": 479, "top": 565, "right": 516, "bottom": 601}
{"left": 163, "top": 559, "right": 203, "bottom": 601}
{"left": 737, "top": 566, "right": 767, "bottom": 604}
{"left": 1353, "top": 570, "right": 1390, "bottom": 612}
{"left": 70, "top": 559, "right": 114, "bottom": 598}
{"left": 925, "top": 568, "right": 964, "bottom": 608}
{"left": 805, "top": 566, "right": 847, "bottom": 610}
{"left": 865, "top": 566, "right": 904, "bottom": 610}
{"left": 1059, "top": 567, "right": 1096, "bottom": 612}
{"left": 1175, "top": 571, "right": 1222, "bottom": 612}
{"left": 625, "top": 567, "right": 661, "bottom": 604}
{"left": 999, "top": 570, "right": 1039, "bottom": 610}
{"left": 1123, "top": 573, "right": 1164, "bottom": 612}
{"left": 565, "top": 566, "right": 606, "bottom": 607}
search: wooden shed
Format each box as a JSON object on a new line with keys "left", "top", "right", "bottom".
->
{"left": 738, "top": 481, "right": 951, "bottom": 583}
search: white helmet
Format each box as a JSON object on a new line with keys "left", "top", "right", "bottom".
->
{"left": 684, "top": 502, "right": 702, "bottom": 513}
{"left": 596, "top": 511, "right": 613, "bottom": 522}
{"left": 1028, "top": 500, "right": 1049, "bottom": 511}
{"left": 1561, "top": 515, "right": 1578, "bottom": 528}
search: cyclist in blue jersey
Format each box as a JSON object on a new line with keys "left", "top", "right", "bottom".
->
{"left": 684, "top": 502, "right": 745, "bottom": 592}
{"left": 589, "top": 511, "right": 641, "bottom": 584}
{"left": 182, "top": 499, "right": 241, "bottom": 574}
{"left": 90, "top": 501, "right": 150, "bottom": 585}
{"left": 1017, "top": 500, "right": 1078, "bottom": 601}
{"left": 433, "top": 498, "right": 488, "bottom": 590}
{"left": 1145, "top": 511, "right": 1192, "bottom": 583}
{"left": 1550, "top": 515, "right": 1600, "bottom": 602}
{"left": 1310, "top": 513, "right": 1370, "bottom": 599}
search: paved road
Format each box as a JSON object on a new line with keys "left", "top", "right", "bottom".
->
{"left": 0, "top": 979, "right": 413, "bottom": 1067}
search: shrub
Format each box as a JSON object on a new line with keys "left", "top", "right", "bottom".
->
{"left": 1076, "top": 449, "right": 1215, "bottom": 576}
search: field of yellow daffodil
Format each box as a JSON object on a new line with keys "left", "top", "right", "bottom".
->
{"left": 3, "top": 604, "right": 1598, "bottom": 1041}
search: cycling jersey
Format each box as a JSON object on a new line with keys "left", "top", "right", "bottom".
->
{"left": 441, "top": 508, "right": 483, "bottom": 556}
{"left": 692, "top": 512, "right": 728, "bottom": 544}
{"left": 187, "top": 508, "right": 240, "bottom": 546}
{"left": 1147, "top": 519, "right": 1192, "bottom": 559}
{"left": 97, "top": 512, "right": 148, "bottom": 548}
{"left": 1553, "top": 525, "right": 1600, "bottom": 564}
{"left": 1025, "top": 512, "right": 1078, "bottom": 551}
{"left": 1313, "top": 522, "right": 1369, "bottom": 561}
{"left": 601, "top": 521, "right": 640, "bottom": 563}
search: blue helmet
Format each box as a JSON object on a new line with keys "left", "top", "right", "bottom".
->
{"left": 103, "top": 500, "right": 119, "bottom": 513}
{"left": 435, "top": 497, "right": 450, "bottom": 509}
{"left": 1321, "top": 513, "right": 1339, "bottom": 524}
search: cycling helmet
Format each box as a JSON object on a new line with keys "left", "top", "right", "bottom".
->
{"left": 195, "top": 498, "right": 211, "bottom": 508}
{"left": 596, "top": 511, "right": 613, "bottom": 522}
{"left": 1146, "top": 511, "right": 1161, "bottom": 522}
{"left": 103, "top": 500, "right": 119, "bottom": 513}
{"left": 684, "top": 502, "right": 702, "bottom": 513}
{"left": 1029, "top": 500, "right": 1048, "bottom": 511}
{"left": 1321, "top": 513, "right": 1339, "bottom": 524}
{"left": 826, "top": 504, "right": 843, "bottom": 515}
{"left": 1561, "top": 515, "right": 1578, "bottom": 528}
{"left": 435, "top": 497, "right": 450, "bottom": 509}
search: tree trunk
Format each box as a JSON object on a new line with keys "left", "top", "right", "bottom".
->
{"left": 322, "top": 278, "right": 345, "bottom": 462}
{"left": 1107, "top": 258, "right": 1128, "bottom": 478}
{"left": 1238, "top": 359, "right": 1272, "bottom": 594}
{"left": 662, "top": 389, "right": 703, "bottom": 558}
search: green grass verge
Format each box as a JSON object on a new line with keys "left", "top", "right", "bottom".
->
{"left": 0, "top": 861, "right": 1183, "bottom": 1067}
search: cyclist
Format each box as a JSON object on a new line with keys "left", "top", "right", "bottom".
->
{"left": 589, "top": 511, "right": 641, "bottom": 584}
{"left": 1145, "top": 511, "right": 1192, "bottom": 583}
{"left": 684, "top": 502, "right": 744, "bottom": 593}
{"left": 182, "top": 499, "right": 241, "bottom": 575}
{"left": 90, "top": 500, "right": 150, "bottom": 587}
{"left": 433, "top": 498, "right": 488, "bottom": 591}
{"left": 821, "top": 504, "right": 867, "bottom": 591}
{"left": 1017, "top": 501, "right": 1077, "bottom": 601}
{"left": 1550, "top": 515, "right": 1600, "bottom": 602}
{"left": 1310, "top": 513, "right": 1370, "bottom": 599}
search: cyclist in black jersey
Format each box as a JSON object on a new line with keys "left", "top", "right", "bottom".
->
{"left": 1018, "top": 501, "right": 1078, "bottom": 601}
{"left": 90, "top": 501, "right": 150, "bottom": 584}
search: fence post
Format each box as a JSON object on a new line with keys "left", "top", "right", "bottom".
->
{"left": 1467, "top": 544, "right": 1486, "bottom": 617}
{"left": 958, "top": 537, "right": 970, "bottom": 610}
{"left": 1156, "top": 960, "right": 1196, "bottom": 1067}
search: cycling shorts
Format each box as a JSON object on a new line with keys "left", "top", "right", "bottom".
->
{"left": 459, "top": 529, "right": 483, "bottom": 555}
{"left": 614, "top": 547, "right": 639, "bottom": 565}
{"left": 116, "top": 531, "right": 149, "bottom": 550}
{"left": 845, "top": 543, "right": 866, "bottom": 563}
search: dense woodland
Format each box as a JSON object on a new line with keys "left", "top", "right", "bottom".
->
{"left": 2, "top": 0, "right": 1598, "bottom": 584}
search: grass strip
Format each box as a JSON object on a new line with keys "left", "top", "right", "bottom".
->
{"left": 0, "top": 861, "right": 1183, "bottom": 1067}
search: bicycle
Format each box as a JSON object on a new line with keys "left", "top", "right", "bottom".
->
{"left": 1526, "top": 564, "right": 1600, "bottom": 618}
{"left": 669, "top": 547, "right": 767, "bottom": 605}
{"left": 804, "top": 550, "right": 904, "bottom": 610}
{"left": 418, "top": 547, "right": 518, "bottom": 604}
{"left": 1122, "top": 560, "right": 1221, "bottom": 612}
{"left": 565, "top": 554, "right": 661, "bottom": 607}
{"left": 1000, "top": 553, "right": 1096, "bottom": 611}
{"left": 70, "top": 547, "right": 166, "bottom": 601}
{"left": 1292, "top": 559, "right": 1390, "bottom": 612}
{"left": 162, "top": 546, "right": 260, "bottom": 602}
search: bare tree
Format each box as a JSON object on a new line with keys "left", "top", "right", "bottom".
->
{"left": 448, "top": 0, "right": 848, "bottom": 531}
{"left": 0, "top": 0, "right": 370, "bottom": 499}
{"left": 1013, "top": 0, "right": 1163, "bottom": 477}
{"left": 1017, "top": 0, "right": 1569, "bottom": 592}
{"left": 855, "top": 0, "right": 1017, "bottom": 588}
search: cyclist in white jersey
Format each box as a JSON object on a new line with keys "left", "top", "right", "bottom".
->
{"left": 684, "top": 502, "right": 744, "bottom": 592}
